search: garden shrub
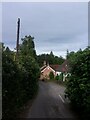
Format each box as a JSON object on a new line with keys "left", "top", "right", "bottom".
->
{"left": 65, "top": 47, "right": 90, "bottom": 119}
{"left": 49, "top": 71, "right": 54, "bottom": 80}
{"left": 2, "top": 36, "right": 40, "bottom": 118}
{"left": 2, "top": 52, "right": 22, "bottom": 118}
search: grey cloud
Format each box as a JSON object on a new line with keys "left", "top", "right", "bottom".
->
{"left": 2, "top": 2, "right": 88, "bottom": 57}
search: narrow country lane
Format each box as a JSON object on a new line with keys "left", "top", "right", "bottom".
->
{"left": 20, "top": 81, "right": 78, "bottom": 119}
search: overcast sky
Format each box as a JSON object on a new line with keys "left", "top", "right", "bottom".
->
{"left": 2, "top": 2, "right": 88, "bottom": 58}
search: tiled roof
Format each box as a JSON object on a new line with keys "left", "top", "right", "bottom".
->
{"left": 50, "top": 65, "right": 60, "bottom": 71}
{"left": 57, "top": 59, "right": 70, "bottom": 72}
{"left": 40, "top": 59, "right": 70, "bottom": 72}
{"left": 40, "top": 65, "right": 47, "bottom": 71}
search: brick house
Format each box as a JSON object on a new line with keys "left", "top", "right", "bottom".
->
{"left": 40, "top": 60, "right": 70, "bottom": 81}
{"left": 40, "top": 64, "right": 56, "bottom": 80}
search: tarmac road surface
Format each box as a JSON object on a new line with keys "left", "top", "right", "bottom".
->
{"left": 20, "top": 81, "right": 78, "bottom": 119}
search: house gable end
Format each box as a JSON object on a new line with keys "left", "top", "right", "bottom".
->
{"left": 41, "top": 65, "right": 55, "bottom": 73}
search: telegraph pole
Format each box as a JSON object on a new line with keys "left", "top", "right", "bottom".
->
{"left": 16, "top": 18, "right": 20, "bottom": 60}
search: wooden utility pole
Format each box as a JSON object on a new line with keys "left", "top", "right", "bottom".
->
{"left": 16, "top": 18, "right": 20, "bottom": 60}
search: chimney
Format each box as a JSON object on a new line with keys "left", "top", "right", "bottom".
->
{"left": 43, "top": 61, "right": 46, "bottom": 66}
{"left": 47, "top": 62, "right": 49, "bottom": 66}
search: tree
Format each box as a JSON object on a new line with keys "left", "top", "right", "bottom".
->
{"left": 0, "top": 42, "right": 5, "bottom": 52}
{"left": 21, "top": 56, "right": 40, "bottom": 98}
{"left": 2, "top": 35, "right": 40, "bottom": 118}
{"left": 20, "top": 35, "right": 37, "bottom": 60}
{"left": 50, "top": 51, "right": 54, "bottom": 56}
{"left": 2, "top": 52, "right": 22, "bottom": 118}
{"left": 55, "top": 74, "right": 59, "bottom": 81}
{"left": 37, "top": 52, "right": 65, "bottom": 67}
{"left": 65, "top": 47, "right": 90, "bottom": 118}
{"left": 66, "top": 49, "right": 69, "bottom": 59}
{"left": 49, "top": 71, "right": 54, "bottom": 80}
{"left": 19, "top": 35, "right": 40, "bottom": 98}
